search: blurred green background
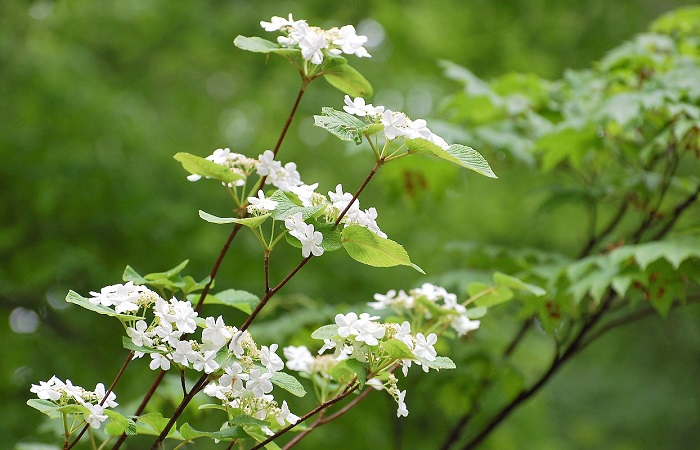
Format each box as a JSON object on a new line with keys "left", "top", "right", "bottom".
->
{"left": 2, "top": 0, "right": 699, "bottom": 448}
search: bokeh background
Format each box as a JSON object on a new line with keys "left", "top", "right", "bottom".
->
{"left": 2, "top": 0, "right": 699, "bottom": 448}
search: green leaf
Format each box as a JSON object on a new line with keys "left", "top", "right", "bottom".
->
{"left": 66, "top": 290, "right": 144, "bottom": 321}
{"left": 467, "top": 283, "right": 514, "bottom": 307}
{"left": 287, "top": 223, "right": 343, "bottom": 252}
{"left": 270, "top": 371, "right": 307, "bottom": 397}
{"left": 145, "top": 260, "right": 189, "bottom": 280}
{"left": 230, "top": 414, "right": 270, "bottom": 427}
{"left": 419, "top": 355, "right": 456, "bottom": 371}
{"left": 345, "top": 358, "right": 368, "bottom": 389}
{"left": 311, "top": 324, "right": 338, "bottom": 340}
{"left": 233, "top": 36, "right": 298, "bottom": 58}
{"left": 313, "top": 107, "right": 367, "bottom": 144}
{"left": 202, "top": 289, "right": 260, "bottom": 314}
{"left": 330, "top": 360, "right": 357, "bottom": 384}
{"left": 322, "top": 62, "right": 373, "bottom": 97}
{"left": 104, "top": 409, "right": 137, "bottom": 436}
{"left": 268, "top": 191, "right": 326, "bottom": 221}
{"left": 136, "top": 412, "right": 182, "bottom": 438}
{"left": 122, "top": 336, "right": 160, "bottom": 354}
{"left": 180, "top": 422, "right": 250, "bottom": 441}
{"left": 199, "top": 210, "right": 270, "bottom": 228}
{"left": 405, "top": 139, "right": 497, "bottom": 178}
{"left": 174, "top": 152, "right": 243, "bottom": 184}
{"left": 381, "top": 339, "right": 415, "bottom": 359}
{"left": 465, "top": 306, "right": 488, "bottom": 319}
{"left": 341, "top": 225, "right": 424, "bottom": 273}
{"left": 493, "top": 272, "right": 547, "bottom": 296}
{"left": 27, "top": 399, "right": 61, "bottom": 418}
{"left": 123, "top": 265, "right": 147, "bottom": 284}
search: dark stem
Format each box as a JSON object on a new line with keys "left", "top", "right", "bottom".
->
{"left": 650, "top": 183, "right": 700, "bottom": 241}
{"left": 66, "top": 352, "right": 135, "bottom": 450}
{"left": 439, "top": 319, "right": 532, "bottom": 450}
{"left": 112, "top": 81, "right": 309, "bottom": 450}
{"left": 579, "top": 200, "right": 628, "bottom": 258}
{"left": 250, "top": 384, "right": 361, "bottom": 450}
{"left": 461, "top": 295, "right": 615, "bottom": 450}
{"left": 334, "top": 161, "right": 381, "bottom": 227}
{"left": 149, "top": 373, "right": 211, "bottom": 449}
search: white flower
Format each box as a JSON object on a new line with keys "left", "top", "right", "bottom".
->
{"left": 256, "top": 150, "right": 282, "bottom": 177}
{"left": 30, "top": 376, "right": 64, "bottom": 401}
{"left": 328, "top": 184, "right": 361, "bottom": 220}
{"left": 394, "top": 321, "right": 413, "bottom": 348}
{"left": 283, "top": 345, "right": 314, "bottom": 372}
{"left": 149, "top": 353, "right": 171, "bottom": 371}
{"left": 84, "top": 403, "right": 108, "bottom": 429}
{"left": 192, "top": 350, "right": 220, "bottom": 374}
{"left": 260, "top": 344, "right": 285, "bottom": 373}
{"left": 289, "top": 183, "right": 318, "bottom": 207}
{"left": 243, "top": 369, "right": 274, "bottom": 397}
{"left": 404, "top": 118, "right": 432, "bottom": 140}
{"left": 171, "top": 340, "right": 196, "bottom": 367}
{"left": 354, "top": 313, "right": 385, "bottom": 346}
{"left": 88, "top": 281, "right": 146, "bottom": 313}
{"left": 276, "top": 400, "right": 300, "bottom": 426}
{"left": 260, "top": 14, "right": 295, "bottom": 32}
{"left": 157, "top": 298, "right": 198, "bottom": 333}
{"left": 335, "top": 312, "right": 359, "bottom": 337}
{"left": 368, "top": 289, "right": 397, "bottom": 310}
{"left": 248, "top": 190, "right": 278, "bottom": 213}
{"left": 355, "top": 207, "right": 387, "bottom": 238}
{"left": 202, "top": 316, "right": 233, "bottom": 350}
{"left": 414, "top": 332, "right": 438, "bottom": 362}
{"left": 333, "top": 25, "right": 371, "bottom": 58}
{"left": 380, "top": 110, "right": 407, "bottom": 140}
{"left": 343, "top": 95, "right": 378, "bottom": 117}
{"left": 94, "top": 383, "right": 118, "bottom": 408}
{"left": 228, "top": 331, "right": 245, "bottom": 358}
{"left": 153, "top": 320, "right": 183, "bottom": 347}
{"left": 126, "top": 320, "right": 153, "bottom": 348}
{"left": 284, "top": 212, "right": 307, "bottom": 240}
{"left": 396, "top": 389, "right": 409, "bottom": 417}
{"left": 62, "top": 379, "right": 86, "bottom": 404}
{"left": 450, "top": 315, "right": 481, "bottom": 337}
{"left": 366, "top": 378, "right": 384, "bottom": 390}
{"left": 298, "top": 223, "right": 324, "bottom": 257}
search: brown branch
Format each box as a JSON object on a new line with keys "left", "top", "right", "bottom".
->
{"left": 651, "top": 183, "right": 700, "bottom": 241}
{"left": 461, "top": 294, "right": 615, "bottom": 450}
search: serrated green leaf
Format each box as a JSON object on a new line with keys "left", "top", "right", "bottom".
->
{"left": 311, "top": 324, "right": 338, "bottom": 340}
{"left": 66, "top": 291, "right": 144, "bottom": 321}
{"left": 345, "top": 358, "right": 368, "bottom": 389}
{"left": 322, "top": 62, "right": 373, "bottom": 97}
{"left": 270, "top": 372, "right": 307, "bottom": 397}
{"left": 202, "top": 289, "right": 259, "bottom": 314}
{"left": 493, "top": 272, "right": 546, "bottom": 296}
{"left": 268, "top": 191, "right": 326, "bottom": 221}
{"left": 136, "top": 412, "right": 182, "bottom": 438}
{"left": 341, "top": 225, "right": 423, "bottom": 272}
{"left": 199, "top": 210, "right": 269, "bottom": 228}
{"left": 313, "top": 107, "right": 367, "bottom": 144}
{"left": 381, "top": 339, "right": 415, "bottom": 359}
{"left": 405, "top": 139, "right": 497, "bottom": 178}
{"left": 174, "top": 152, "right": 244, "bottom": 184}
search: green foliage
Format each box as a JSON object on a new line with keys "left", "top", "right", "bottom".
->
{"left": 341, "top": 225, "right": 424, "bottom": 272}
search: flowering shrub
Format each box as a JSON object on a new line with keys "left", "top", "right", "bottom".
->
{"left": 27, "top": 14, "right": 502, "bottom": 450}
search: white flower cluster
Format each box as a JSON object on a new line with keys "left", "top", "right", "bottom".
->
{"left": 261, "top": 14, "right": 371, "bottom": 64}
{"left": 89, "top": 282, "right": 300, "bottom": 431}
{"left": 343, "top": 95, "right": 450, "bottom": 149}
{"left": 186, "top": 148, "right": 257, "bottom": 184}
{"left": 285, "top": 311, "right": 449, "bottom": 418}
{"left": 369, "top": 283, "right": 481, "bottom": 337}
{"left": 30, "top": 377, "right": 118, "bottom": 429}
{"left": 189, "top": 148, "right": 388, "bottom": 255}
